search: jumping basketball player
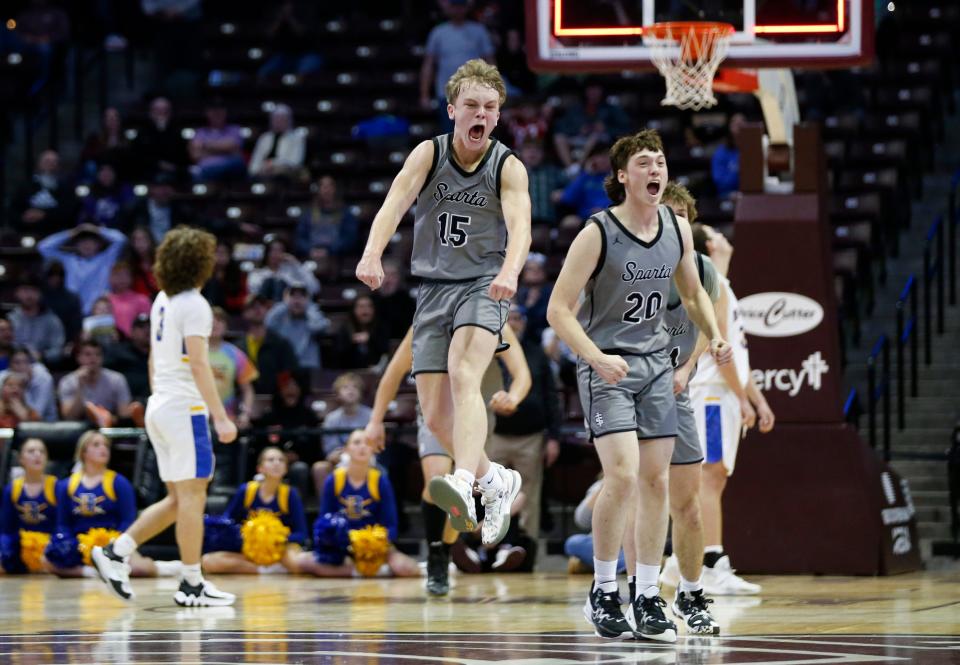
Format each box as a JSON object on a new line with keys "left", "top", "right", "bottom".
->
{"left": 92, "top": 226, "right": 237, "bottom": 606}
{"left": 547, "top": 130, "right": 730, "bottom": 642}
{"left": 687, "top": 222, "right": 775, "bottom": 595}
{"left": 356, "top": 59, "right": 531, "bottom": 547}
{"left": 364, "top": 323, "right": 530, "bottom": 595}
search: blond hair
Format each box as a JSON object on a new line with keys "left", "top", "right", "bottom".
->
{"left": 74, "top": 430, "right": 110, "bottom": 463}
{"left": 445, "top": 59, "right": 507, "bottom": 107}
{"left": 662, "top": 181, "right": 698, "bottom": 224}
{"left": 333, "top": 372, "right": 364, "bottom": 395}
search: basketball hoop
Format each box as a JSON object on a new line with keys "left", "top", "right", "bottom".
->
{"left": 643, "top": 22, "right": 735, "bottom": 111}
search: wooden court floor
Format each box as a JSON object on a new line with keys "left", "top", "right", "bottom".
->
{"left": 1, "top": 570, "right": 958, "bottom": 663}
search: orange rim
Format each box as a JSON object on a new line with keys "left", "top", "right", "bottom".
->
{"left": 644, "top": 21, "right": 736, "bottom": 40}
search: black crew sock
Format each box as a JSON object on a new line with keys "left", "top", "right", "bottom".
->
{"left": 422, "top": 500, "right": 448, "bottom": 547}
{"left": 703, "top": 550, "right": 725, "bottom": 568}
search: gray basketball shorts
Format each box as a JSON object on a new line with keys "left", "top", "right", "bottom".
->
{"left": 672, "top": 385, "right": 704, "bottom": 465}
{"left": 411, "top": 274, "right": 508, "bottom": 376}
{"left": 577, "top": 350, "right": 678, "bottom": 442}
{"left": 416, "top": 412, "right": 451, "bottom": 459}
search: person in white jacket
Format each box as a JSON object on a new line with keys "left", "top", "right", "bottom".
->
{"left": 248, "top": 104, "right": 305, "bottom": 180}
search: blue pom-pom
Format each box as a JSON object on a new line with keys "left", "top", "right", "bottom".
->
{"left": 312, "top": 512, "right": 350, "bottom": 565}
{"left": 202, "top": 514, "right": 243, "bottom": 553}
{"left": 0, "top": 532, "right": 26, "bottom": 574}
{"left": 44, "top": 532, "right": 82, "bottom": 569}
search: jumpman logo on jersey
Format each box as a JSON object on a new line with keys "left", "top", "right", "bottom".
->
{"left": 17, "top": 500, "right": 48, "bottom": 525}
{"left": 73, "top": 492, "right": 106, "bottom": 517}
{"left": 339, "top": 495, "right": 373, "bottom": 521}
{"left": 613, "top": 235, "right": 623, "bottom": 245}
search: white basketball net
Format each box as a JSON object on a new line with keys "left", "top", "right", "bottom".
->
{"left": 643, "top": 22, "right": 735, "bottom": 111}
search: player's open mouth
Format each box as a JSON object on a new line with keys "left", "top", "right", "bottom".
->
{"left": 647, "top": 180, "right": 661, "bottom": 196}
{"left": 468, "top": 124, "right": 485, "bottom": 142}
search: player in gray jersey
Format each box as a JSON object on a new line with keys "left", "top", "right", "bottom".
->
{"left": 547, "top": 130, "right": 731, "bottom": 643}
{"left": 622, "top": 182, "right": 722, "bottom": 636}
{"left": 362, "top": 324, "right": 530, "bottom": 596}
{"left": 357, "top": 60, "right": 531, "bottom": 551}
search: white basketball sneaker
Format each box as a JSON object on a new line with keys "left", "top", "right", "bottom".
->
{"left": 91, "top": 544, "right": 135, "bottom": 602}
{"left": 428, "top": 474, "right": 478, "bottom": 533}
{"left": 702, "top": 555, "right": 762, "bottom": 595}
{"left": 174, "top": 579, "right": 236, "bottom": 607}
{"left": 480, "top": 465, "right": 522, "bottom": 546}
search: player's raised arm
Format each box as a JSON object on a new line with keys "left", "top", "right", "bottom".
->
{"left": 547, "top": 223, "right": 628, "bottom": 385}
{"left": 673, "top": 216, "right": 730, "bottom": 366}
{"left": 356, "top": 140, "right": 436, "bottom": 290}
{"left": 185, "top": 336, "right": 237, "bottom": 444}
{"left": 489, "top": 155, "right": 532, "bottom": 301}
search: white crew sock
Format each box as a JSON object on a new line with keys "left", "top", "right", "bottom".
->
{"left": 635, "top": 562, "right": 661, "bottom": 599}
{"left": 181, "top": 563, "right": 203, "bottom": 586}
{"left": 477, "top": 464, "right": 503, "bottom": 491}
{"left": 593, "top": 558, "right": 619, "bottom": 594}
{"left": 453, "top": 469, "right": 476, "bottom": 487}
{"left": 112, "top": 533, "right": 137, "bottom": 558}
{"left": 680, "top": 575, "right": 703, "bottom": 594}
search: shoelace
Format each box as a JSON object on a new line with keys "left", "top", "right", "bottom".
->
{"left": 683, "top": 592, "right": 715, "bottom": 613}
{"left": 638, "top": 595, "right": 669, "bottom": 620}
{"left": 595, "top": 590, "right": 623, "bottom": 620}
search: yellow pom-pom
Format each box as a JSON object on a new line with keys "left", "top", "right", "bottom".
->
{"left": 19, "top": 530, "right": 51, "bottom": 573}
{"left": 241, "top": 510, "right": 290, "bottom": 566}
{"left": 77, "top": 528, "right": 120, "bottom": 567}
{"left": 348, "top": 524, "right": 389, "bottom": 577}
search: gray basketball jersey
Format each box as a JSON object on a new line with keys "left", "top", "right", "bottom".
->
{"left": 662, "top": 252, "right": 721, "bottom": 370}
{"left": 411, "top": 134, "right": 514, "bottom": 280}
{"left": 577, "top": 206, "right": 683, "bottom": 356}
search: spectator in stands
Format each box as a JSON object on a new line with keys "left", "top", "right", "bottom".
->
{"left": 127, "top": 172, "right": 192, "bottom": 243}
{"left": 125, "top": 226, "right": 159, "bottom": 298}
{"left": 253, "top": 371, "right": 318, "bottom": 460}
{"left": 0, "top": 373, "right": 40, "bottom": 429}
{"left": 132, "top": 96, "right": 187, "bottom": 181}
{"left": 294, "top": 175, "right": 360, "bottom": 259}
{"left": 516, "top": 253, "right": 552, "bottom": 345}
{"left": 542, "top": 326, "right": 577, "bottom": 390}
{"left": 552, "top": 79, "right": 630, "bottom": 170}
{"left": 312, "top": 373, "right": 373, "bottom": 495}
{"left": 58, "top": 339, "right": 133, "bottom": 425}
{"left": 105, "top": 262, "right": 151, "bottom": 338}
{"left": 79, "top": 108, "right": 132, "bottom": 181}
{"left": 504, "top": 100, "right": 551, "bottom": 148}
{"left": 248, "top": 237, "right": 319, "bottom": 300}
{"left": 240, "top": 294, "right": 299, "bottom": 394}
{"left": 1, "top": 347, "right": 57, "bottom": 422}
{"left": 487, "top": 305, "right": 561, "bottom": 539}
{"left": 12, "top": 150, "right": 78, "bottom": 236}
{"left": 0, "top": 319, "right": 12, "bottom": 372}
{"left": 79, "top": 162, "right": 135, "bottom": 230}
{"left": 564, "top": 478, "right": 626, "bottom": 574}
{"left": 332, "top": 294, "right": 390, "bottom": 369}
{"left": 711, "top": 113, "right": 745, "bottom": 199}
{"left": 11, "top": 0, "right": 71, "bottom": 93}
{"left": 202, "top": 241, "right": 248, "bottom": 315}
{"left": 266, "top": 283, "right": 329, "bottom": 371}
{"left": 557, "top": 143, "right": 612, "bottom": 228}
{"left": 41, "top": 261, "right": 83, "bottom": 350}
{"left": 249, "top": 105, "right": 306, "bottom": 181}
{"left": 104, "top": 312, "right": 150, "bottom": 403}
{"left": 420, "top": 0, "right": 495, "bottom": 129}
{"left": 518, "top": 140, "right": 566, "bottom": 226}
{"left": 9, "top": 279, "right": 65, "bottom": 364}
{"left": 451, "top": 491, "right": 530, "bottom": 574}
{"left": 209, "top": 307, "right": 258, "bottom": 431}
{"left": 371, "top": 258, "right": 415, "bottom": 340}
{"left": 82, "top": 296, "right": 119, "bottom": 347}
{"left": 188, "top": 99, "right": 246, "bottom": 183}
{"left": 257, "top": 1, "right": 324, "bottom": 79}
{"left": 37, "top": 224, "right": 127, "bottom": 315}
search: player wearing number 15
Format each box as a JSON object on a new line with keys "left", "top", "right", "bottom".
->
{"left": 547, "top": 130, "right": 731, "bottom": 642}
{"left": 356, "top": 59, "right": 531, "bottom": 549}
{"left": 91, "top": 226, "right": 237, "bottom": 608}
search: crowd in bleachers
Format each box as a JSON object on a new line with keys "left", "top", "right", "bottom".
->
{"left": 0, "top": 0, "right": 957, "bottom": 563}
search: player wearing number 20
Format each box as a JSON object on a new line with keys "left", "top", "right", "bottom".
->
{"left": 547, "top": 130, "right": 731, "bottom": 642}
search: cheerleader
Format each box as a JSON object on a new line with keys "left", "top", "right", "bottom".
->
{"left": 0, "top": 439, "right": 57, "bottom": 574}
{"left": 296, "top": 430, "right": 419, "bottom": 578}
{"left": 202, "top": 446, "right": 307, "bottom": 573}
{"left": 44, "top": 431, "right": 178, "bottom": 578}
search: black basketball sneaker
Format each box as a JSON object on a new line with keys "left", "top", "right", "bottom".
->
{"left": 626, "top": 593, "right": 678, "bottom": 643}
{"left": 673, "top": 588, "right": 721, "bottom": 635}
{"left": 174, "top": 579, "right": 236, "bottom": 607}
{"left": 426, "top": 542, "right": 450, "bottom": 596}
{"left": 583, "top": 582, "right": 634, "bottom": 640}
